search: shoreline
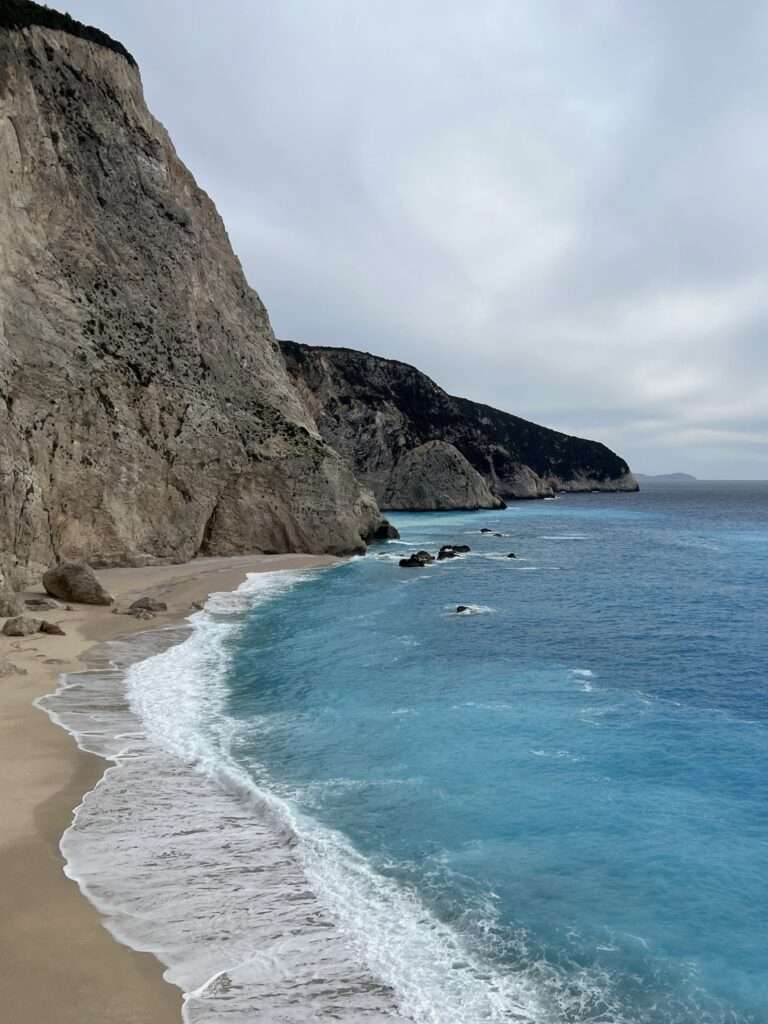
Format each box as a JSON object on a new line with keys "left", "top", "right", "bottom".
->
{"left": 0, "top": 553, "right": 339, "bottom": 1024}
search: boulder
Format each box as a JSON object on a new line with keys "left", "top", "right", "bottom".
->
{"left": 415, "top": 550, "right": 435, "bottom": 563}
{"left": 507, "top": 552, "right": 517, "bottom": 559}
{"left": 452, "top": 544, "right": 471, "bottom": 553}
{"left": 25, "top": 597, "right": 61, "bottom": 610}
{"left": 0, "top": 588, "right": 23, "bottom": 618}
{"left": 399, "top": 554, "right": 429, "bottom": 568}
{"left": 43, "top": 562, "right": 114, "bottom": 606}
{"left": 456, "top": 605, "right": 469, "bottom": 613}
{"left": 40, "top": 621, "right": 66, "bottom": 636}
{"left": 437, "top": 548, "right": 457, "bottom": 560}
{"left": 130, "top": 608, "right": 156, "bottom": 620}
{"left": 129, "top": 596, "right": 168, "bottom": 613}
{"left": 2, "top": 616, "right": 42, "bottom": 637}
{"left": 371, "top": 520, "right": 401, "bottom": 541}
{"left": 480, "top": 528, "right": 493, "bottom": 534}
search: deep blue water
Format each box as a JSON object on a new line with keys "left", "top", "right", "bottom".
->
{"left": 225, "top": 482, "right": 768, "bottom": 1023}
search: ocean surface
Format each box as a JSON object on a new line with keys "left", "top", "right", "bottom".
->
{"left": 42, "top": 481, "right": 768, "bottom": 1023}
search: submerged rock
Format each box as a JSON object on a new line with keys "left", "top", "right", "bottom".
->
{"left": 456, "top": 605, "right": 469, "bottom": 613}
{"left": 507, "top": 552, "right": 517, "bottom": 559}
{"left": 399, "top": 553, "right": 432, "bottom": 568}
{"left": 2, "top": 616, "right": 42, "bottom": 637}
{"left": 42, "top": 562, "right": 114, "bottom": 606}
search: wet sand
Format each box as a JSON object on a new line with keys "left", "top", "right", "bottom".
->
{"left": 0, "top": 553, "right": 337, "bottom": 1024}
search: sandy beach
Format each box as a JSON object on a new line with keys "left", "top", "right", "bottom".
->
{"left": 0, "top": 553, "right": 338, "bottom": 1024}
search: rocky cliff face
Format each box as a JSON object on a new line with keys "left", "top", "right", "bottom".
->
{"left": 0, "top": 11, "right": 380, "bottom": 582}
{"left": 280, "top": 341, "right": 638, "bottom": 508}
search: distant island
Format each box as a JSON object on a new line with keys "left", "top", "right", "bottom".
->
{"left": 634, "top": 473, "right": 698, "bottom": 481}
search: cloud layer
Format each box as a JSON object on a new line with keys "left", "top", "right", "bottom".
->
{"left": 69, "top": 1, "right": 768, "bottom": 477}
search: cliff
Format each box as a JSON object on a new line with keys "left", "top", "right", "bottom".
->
{"left": 0, "top": 6, "right": 380, "bottom": 582}
{"left": 280, "top": 341, "right": 638, "bottom": 508}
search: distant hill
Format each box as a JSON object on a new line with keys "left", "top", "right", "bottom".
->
{"left": 634, "top": 473, "right": 698, "bottom": 481}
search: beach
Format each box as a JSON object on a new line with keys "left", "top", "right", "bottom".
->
{"left": 0, "top": 553, "right": 337, "bottom": 1024}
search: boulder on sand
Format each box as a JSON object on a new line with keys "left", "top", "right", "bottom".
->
{"left": 129, "top": 596, "right": 168, "bottom": 613}
{"left": 43, "top": 562, "right": 114, "bottom": 606}
{"left": 40, "top": 621, "right": 66, "bottom": 635}
{"left": 25, "top": 597, "right": 61, "bottom": 610}
{"left": 2, "top": 615, "right": 42, "bottom": 637}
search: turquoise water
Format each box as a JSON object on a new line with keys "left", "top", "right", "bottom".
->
{"left": 221, "top": 482, "right": 767, "bottom": 1023}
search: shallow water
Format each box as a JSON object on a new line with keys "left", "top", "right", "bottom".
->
{"left": 43, "top": 482, "right": 768, "bottom": 1023}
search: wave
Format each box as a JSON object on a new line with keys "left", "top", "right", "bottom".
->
{"left": 37, "top": 571, "right": 553, "bottom": 1023}
{"left": 38, "top": 569, "right": 652, "bottom": 1024}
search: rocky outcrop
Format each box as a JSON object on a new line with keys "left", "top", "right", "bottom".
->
{"left": 2, "top": 615, "right": 42, "bottom": 636}
{"left": 280, "top": 341, "right": 638, "bottom": 506}
{"left": 382, "top": 441, "right": 504, "bottom": 511}
{"left": 42, "top": 561, "right": 113, "bottom": 605}
{"left": 0, "top": 6, "right": 379, "bottom": 583}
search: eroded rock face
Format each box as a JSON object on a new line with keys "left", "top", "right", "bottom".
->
{"left": 383, "top": 441, "right": 504, "bottom": 511}
{"left": 280, "top": 341, "right": 639, "bottom": 506}
{"left": 0, "top": 16, "right": 379, "bottom": 582}
{"left": 42, "top": 561, "right": 113, "bottom": 605}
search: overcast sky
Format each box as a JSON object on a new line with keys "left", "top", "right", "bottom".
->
{"left": 68, "top": 1, "right": 768, "bottom": 478}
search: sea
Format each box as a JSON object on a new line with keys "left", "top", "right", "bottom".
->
{"left": 40, "top": 480, "right": 768, "bottom": 1024}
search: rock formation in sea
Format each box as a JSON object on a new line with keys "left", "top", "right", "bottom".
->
{"left": 0, "top": 4, "right": 380, "bottom": 582}
{"left": 280, "top": 341, "right": 638, "bottom": 508}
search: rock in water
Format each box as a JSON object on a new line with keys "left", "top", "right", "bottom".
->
{"left": 507, "top": 552, "right": 517, "bottom": 559}
{"left": 0, "top": 9, "right": 379, "bottom": 583}
{"left": 371, "top": 519, "right": 400, "bottom": 541}
{"left": 42, "top": 562, "right": 114, "bottom": 605}
{"left": 456, "top": 605, "right": 469, "bottom": 613}
{"left": 280, "top": 341, "right": 639, "bottom": 504}
{"left": 129, "top": 596, "right": 168, "bottom": 612}
{"left": 2, "top": 616, "right": 42, "bottom": 636}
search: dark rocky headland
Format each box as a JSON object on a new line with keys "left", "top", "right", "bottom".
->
{"left": 0, "top": 2, "right": 637, "bottom": 585}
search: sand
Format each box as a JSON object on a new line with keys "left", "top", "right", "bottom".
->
{"left": 0, "top": 553, "right": 338, "bottom": 1024}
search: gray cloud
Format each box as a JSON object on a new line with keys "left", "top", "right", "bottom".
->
{"left": 67, "top": 1, "right": 768, "bottom": 477}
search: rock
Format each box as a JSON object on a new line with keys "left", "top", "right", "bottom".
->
{"left": 40, "top": 621, "right": 66, "bottom": 635}
{"left": 415, "top": 550, "right": 435, "bottom": 563}
{"left": 280, "top": 341, "right": 637, "bottom": 506}
{"left": 0, "top": 18, "right": 380, "bottom": 585}
{"left": 399, "top": 554, "right": 429, "bottom": 568}
{"left": 452, "top": 544, "right": 471, "bottom": 553}
{"left": 0, "top": 588, "right": 23, "bottom": 617}
{"left": 25, "top": 597, "right": 61, "bottom": 610}
{"left": 382, "top": 441, "right": 502, "bottom": 511}
{"left": 370, "top": 520, "right": 400, "bottom": 541}
{"left": 191, "top": 600, "right": 205, "bottom": 611}
{"left": 42, "top": 562, "right": 114, "bottom": 606}
{"left": 129, "top": 596, "right": 168, "bottom": 613}
{"left": 437, "top": 547, "right": 457, "bottom": 560}
{"left": 0, "top": 659, "right": 27, "bottom": 677}
{"left": 131, "top": 608, "right": 156, "bottom": 620}
{"left": 111, "top": 607, "right": 121, "bottom": 614}
{"left": 480, "top": 528, "right": 493, "bottom": 534}
{"left": 493, "top": 533, "right": 504, "bottom": 538}
{"left": 507, "top": 552, "right": 517, "bottom": 559}
{"left": 2, "top": 616, "right": 42, "bottom": 637}
{"left": 456, "top": 605, "right": 469, "bottom": 613}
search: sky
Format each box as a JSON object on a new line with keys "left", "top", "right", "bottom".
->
{"left": 66, "top": 1, "right": 768, "bottom": 478}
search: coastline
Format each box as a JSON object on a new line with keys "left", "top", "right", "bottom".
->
{"left": 0, "top": 553, "right": 338, "bottom": 1024}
